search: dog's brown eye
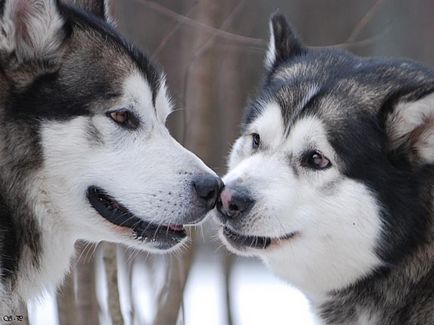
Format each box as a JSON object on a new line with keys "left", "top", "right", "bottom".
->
{"left": 302, "top": 150, "right": 331, "bottom": 170}
{"left": 252, "top": 133, "right": 260, "bottom": 150}
{"left": 110, "top": 111, "right": 128, "bottom": 124}
{"left": 107, "top": 109, "right": 139, "bottom": 129}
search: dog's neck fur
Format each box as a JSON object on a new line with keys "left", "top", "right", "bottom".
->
{"left": 318, "top": 202, "right": 434, "bottom": 324}
{"left": 0, "top": 164, "right": 76, "bottom": 313}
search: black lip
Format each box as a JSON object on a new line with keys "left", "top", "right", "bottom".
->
{"left": 86, "top": 186, "right": 187, "bottom": 248}
{"left": 223, "top": 226, "right": 295, "bottom": 250}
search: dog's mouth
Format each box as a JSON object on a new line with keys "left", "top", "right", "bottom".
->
{"left": 86, "top": 186, "right": 187, "bottom": 249}
{"left": 222, "top": 226, "right": 296, "bottom": 250}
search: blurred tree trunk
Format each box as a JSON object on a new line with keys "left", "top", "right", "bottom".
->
{"left": 104, "top": 243, "right": 123, "bottom": 325}
{"left": 222, "top": 252, "right": 234, "bottom": 325}
{"left": 116, "top": 246, "right": 133, "bottom": 325}
{"left": 57, "top": 273, "right": 76, "bottom": 325}
{"left": 153, "top": 251, "right": 195, "bottom": 325}
{"left": 74, "top": 242, "right": 99, "bottom": 325}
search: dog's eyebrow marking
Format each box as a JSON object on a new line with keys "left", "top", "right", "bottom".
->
{"left": 285, "top": 84, "right": 320, "bottom": 134}
{"left": 298, "top": 85, "right": 320, "bottom": 113}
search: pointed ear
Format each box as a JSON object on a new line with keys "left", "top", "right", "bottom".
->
{"left": 0, "top": 0, "right": 66, "bottom": 62}
{"left": 265, "top": 12, "right": 304, "bottom": 72}
{"left": 385, "top": 90, "right": 434, "bottom": 166}
{"left": 69, "top": 0, "right": 111, "bottom": 21}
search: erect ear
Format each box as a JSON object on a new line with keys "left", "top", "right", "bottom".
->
{"left": 69, "top": 0, "right": 111, "bottom": 21}
{"left": 265, "top": 12, "right": 304, "bottom": 73}
{"left": 0, "top": 0, "right": 66, "bottom": 62}
{"left": 385, "top": 90, "right": 434, "bottom": 166}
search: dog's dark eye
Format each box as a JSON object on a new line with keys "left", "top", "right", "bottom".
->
{"left": 302, "top": 150, "right": 331, "bottom": 170}
{"left": 107, "top": 109, "right": 139, "bottom": 130}
{"left": 252, "top": 133, "right": 260, "bottom": 150}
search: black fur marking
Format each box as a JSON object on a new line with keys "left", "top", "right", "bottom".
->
{"left": 0, "top": 118, "right": 44, "bottom": 287}
{"left": 6, "top": 71, "right": 90, "bottom": 121}
{"left": 0, "top": 0, "right": 5, "bottom": 18}
{"left": 72, "top": 0, "right": 108, "bottom": 21}
{"left": 267, "top": 12, "right": 305, "bottom": 74}
{"left": 0, "top": 195, "right": 19, "bottom": 283}
{"left": 327, "top": 111, "right": 432, "bottom": 265}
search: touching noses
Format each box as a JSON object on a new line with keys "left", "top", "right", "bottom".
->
{"left": 217, "top": 186, "right": 254, "bottom": 220}
{"left": 193, "top": 174, "right": 224, "bottom": 209}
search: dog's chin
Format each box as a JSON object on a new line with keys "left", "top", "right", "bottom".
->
{"left": 219, "top": 226, "right": 298, "bottom": 256}
{"left": 86, "top": 186, "right": 191, "bottom": 251}
{"left": 126, "top": 233, "right": 189, "bottom": 253}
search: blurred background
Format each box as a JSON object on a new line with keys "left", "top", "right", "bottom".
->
{"left": 28, "top": 0, "right": 434, "bottom": 324}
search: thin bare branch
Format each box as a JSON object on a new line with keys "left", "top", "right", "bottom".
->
{"left": 347, "top": 0, "right": 387, "bottom": 42}
{"left": 328, "top": 26, "right": 391, "bottom": 49}
{"left": 223, "top": 252, "right": 234, "bottom": 325}
{"left": 132, "top": 0, "right": 266, "bottom": 47}
{"left": 151, "top": 1, "right": 199, "bottom": 59}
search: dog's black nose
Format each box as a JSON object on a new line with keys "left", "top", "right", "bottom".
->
{"left": 217, "top": 187, "right": 254, "bottom": 219}
{"left": 193, "top": 174, "right": 223, "bottom": 209}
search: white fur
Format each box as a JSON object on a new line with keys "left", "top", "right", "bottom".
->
{"left": 387, "top": 93, "right": 434, "bottom": 163}
{"left": 7, "top": 71, "right": 215, "bottom": 305}
{"left": 221, "top": 111, "right": 383, "bottom": 303}
{"left": 155, "top": 74, "right": 173, "bottom": 123}
{"left": 264, "top": 20, "right": 276, "bottom": 71}
{"left": 273, "top": 63, "right": 306, "bottom": 81}
{"left": 0, "top": 0, "right": 65, "bottom": 61}
{"left": 296, "top": 85, "right": 319, "bottom": 116}
{"left": 358, "top": 310, "right": 379, "bottom": 325}
{"left": 15, "top": 173, "right": 76, "bottom": 302}
{"left": 41, "top": 72, "right": 214, "bottom": 249}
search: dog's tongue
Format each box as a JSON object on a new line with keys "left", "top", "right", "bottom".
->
{"left": 168, "top": 224, "right": 184, "bottom": 231}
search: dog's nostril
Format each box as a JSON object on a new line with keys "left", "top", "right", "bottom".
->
{"left": 229, "top": 203, "right": 239, "bottom": 212}
{"left": 202, "top": 189, "right": 216, "bottom": 202}
{"left": 218, "top": 188, "right": 254, "bottom": 219}
{"left": 193, "top": 174, "right": 223, "bottom": 209}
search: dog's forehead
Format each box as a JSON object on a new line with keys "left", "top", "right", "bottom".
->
{"left": 255, "top": 57, "right": 393, "bottom": 131}
{"left": 245, "top": 48, "right": 434, "bottom": 155}
{"left": 58, "top": 9, "right": 169, "bottom": 119}
{"left": 248, "top": 100, "right": 334, "bottom": 152}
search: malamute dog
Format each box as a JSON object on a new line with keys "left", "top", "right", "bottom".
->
{"left": 217, "top": 13, "right": 433, "bottom": 324}
{"left": 0, "top": 0, "right": 222, "bottom": 312}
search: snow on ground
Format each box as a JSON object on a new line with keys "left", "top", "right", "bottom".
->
{"left": 29, "top": 249, "right": 315, "bottom": 325}
{"left": 183, "top": 250, "right": 315, "bottom": 325}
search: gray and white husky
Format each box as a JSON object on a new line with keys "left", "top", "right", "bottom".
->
{"left": 0, "top": 0, "right": 222, "bottom": 312}
{"left": 216, "top": 13, "right": 434, "bottom": 324}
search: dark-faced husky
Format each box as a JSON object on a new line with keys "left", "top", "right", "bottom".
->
{"left": 0, "top": 0, "right": 222, "bottom": 312}
{"left": 216, "top": 13, "right": 433, "bottom": 324}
